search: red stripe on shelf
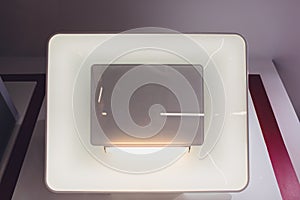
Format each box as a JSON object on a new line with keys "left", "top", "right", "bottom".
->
{"left": 249, "top": 75, "right": 300, "bottom": 200}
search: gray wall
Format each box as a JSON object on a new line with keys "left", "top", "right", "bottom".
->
{"left": 0, "top": 0, "right": 299, "bottom": 118}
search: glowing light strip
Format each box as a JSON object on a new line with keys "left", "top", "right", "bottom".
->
{"left": 160, "top": 112, "right": 204, "bottom": 117}
{"left": 97, "top": 86, "right": 103, "bottom": 103}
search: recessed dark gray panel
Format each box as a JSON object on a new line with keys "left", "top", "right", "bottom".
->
{"left": 91, "top": 64, "right": 204, "bottom": 147}
{"left": 0, "top": 77, "right": 18, "bottom": 162}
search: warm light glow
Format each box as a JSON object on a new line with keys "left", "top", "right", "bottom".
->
{"left": 105, "top": 147, "right": 188, "bottom": 155}
{"left": 107, "top": 141, "right": 190, "bottom": 146}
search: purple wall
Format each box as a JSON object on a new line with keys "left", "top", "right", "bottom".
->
{"left": 0, "top": 0, "right": 299, "bottom": 118}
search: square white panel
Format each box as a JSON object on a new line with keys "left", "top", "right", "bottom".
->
{"left": 46, "top": 33, "right": 248, "bottom": 192}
